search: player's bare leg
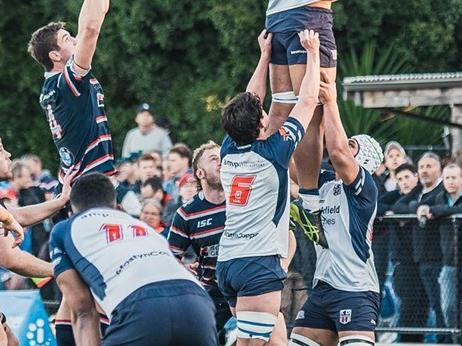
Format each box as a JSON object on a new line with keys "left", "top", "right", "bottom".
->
{"left": 235, "top": 291, "right": 285, "bottom": 346}
{"left": 290, "top": 327, "right": 338, "bottom": 346}
{"left": 268, "top": 64, "right": 295, "bottom": 134}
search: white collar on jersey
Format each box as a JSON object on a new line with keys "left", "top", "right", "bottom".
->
{"left": 44, "top": 71, "right": 60, "bottom": 79}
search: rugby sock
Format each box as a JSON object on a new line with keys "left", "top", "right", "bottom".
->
{"left": 298, "top": 188, "right": 320, "bottom": 212}
{"left": 55, "top": 322, "right": 76, "bottom": 346}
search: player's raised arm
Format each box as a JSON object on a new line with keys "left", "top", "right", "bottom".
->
{"left": 246, "top": 29, "right": 272, "bottom": 102}
{"left": 289, "top": 30, "right": 320, "bottom": 130}
{"left": 73, "top": 0, "right": 110, "bottom": 75}
{"left": 320, "top": 71, "right": 359, "bottom": 185}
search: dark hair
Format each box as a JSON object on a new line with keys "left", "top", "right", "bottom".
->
{"left": 222, "top": 92, "right": 262, "bottom": 146}
{"left": 138, "top": 154, "right": 156, "bottom": 165}
{"left": 70, "top": 173, "right": 116, "bottom": 211}
{"left": 28, "top": 22, "right": 66, "bottom": 71}
{"left": 142, "top": 177, "right": 164, "bottom": 192}
{"left": 395, "top": 163, "right": 417, "bottom": 176}
{"left": 169, "top": 143, "right": 193, "bottom": 166}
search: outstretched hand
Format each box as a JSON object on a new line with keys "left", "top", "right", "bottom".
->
{"left": 258, "top": 29, "right": 273, "bottom": 60}
{"left": 298, "top": 29, "right": 320, "bottom": 52}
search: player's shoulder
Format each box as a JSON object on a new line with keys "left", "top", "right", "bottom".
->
{"left": 50, "top": 218, "right": 72, "bottom": 244}
{"left": 179, "top": 193, "right": 206, "bottom": 214}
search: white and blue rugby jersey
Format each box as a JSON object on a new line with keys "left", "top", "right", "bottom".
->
{"left": 49, "top": 208, "right": 200, "bottom": 316}
{"left": 314, "top": 168, "right": 380, "bottom": 293}
{"left": 267, "top": 0, "right": 337, "bottom": 16}
{"left": 218, "top": 118, "right": 305, "bottom": 262}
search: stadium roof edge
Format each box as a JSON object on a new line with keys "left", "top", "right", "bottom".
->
{"left": 343, "top": 72, "right": 462, "bottom": 91}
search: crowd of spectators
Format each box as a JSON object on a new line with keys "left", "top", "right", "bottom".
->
{"left": 372, "top": 143, "right": 462, "bottom": 343}
{"left": 1, "top": 102, "right": 462, "bottom": 343}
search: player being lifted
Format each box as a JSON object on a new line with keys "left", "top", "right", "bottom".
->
{"left": 28, "top": 0, "right": 115, "bottom": 185}
{"left": 266, "top": 0, "right": 338, "bottom": 219}
{"left": 289, "top": 73, "right": 384, "bottom": 346}
{"left": 217, "top": 29, "right": 320, "bottom": 346}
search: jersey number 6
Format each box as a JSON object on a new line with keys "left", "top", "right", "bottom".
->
{"left": 229, "top": 175, "right": 256, "bottom": 206}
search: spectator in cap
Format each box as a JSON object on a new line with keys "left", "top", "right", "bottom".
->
{"left": 121, "top": 103, "right": 173, "bottom": 158}
{"left": 382, "top": 141, "right": 407, "bottom": 192}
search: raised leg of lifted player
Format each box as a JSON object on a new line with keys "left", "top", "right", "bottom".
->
{"left": 268, "top": 64, "right": 336, "bottom": 134}
{"left": 269, "top": 64, "right": 334, "bottom": 188}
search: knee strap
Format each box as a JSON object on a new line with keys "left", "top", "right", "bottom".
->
{"left": 289, "top": 333, "right": 321, "bottom": 346}
{"left": 273, "top": 91, "right": 298, "bottom": 104}
{"left": 236, "top": 311, "right": 277, "bottom": 342}
{"left": 339, "top": 335, "right": 375, "bottom": 346}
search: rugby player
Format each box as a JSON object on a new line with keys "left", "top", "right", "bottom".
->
{"left": 217, "top": 29, "right": 320, "bottom": 345}
{"left": 0, "top": 138, "right": 74, "bottom": 346}
{"left": 28, "top": 1, "right": 115, "bottom": 342}
{"left": 28, "top": 0, "right": 115, "bottom": 185}
{"left": 266, "top": 0, "right": 338, "bottom": 219}
{"left": 49, "top": 173, "right": 218, "bottom": 345}
{"left": 168, "top": 140, "right": 232, "bottom": 344}
{"left": 289, "top": 72, "right": 383, "bottom": 346}
{"left": 266, "top": 0, "right": 337, "bottom": 131}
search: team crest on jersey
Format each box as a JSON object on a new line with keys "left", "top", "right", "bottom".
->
{"left": 59, "top": 147, "right": 74, "bottom": 167}
{"left": 333, "top": 184, "right": 341, "bottom": 196}
{"left": 97, "top": 92, "right": 105, "bottom": 107}
{"left": 339, "top": 309, "right": 352, "bottom": 324}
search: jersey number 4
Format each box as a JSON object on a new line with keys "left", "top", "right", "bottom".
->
{"left": 100, "top": 224, "right": 148, "bottom": 244}
{"left": 229, "top": 175, "right": 256, "bottom": 206}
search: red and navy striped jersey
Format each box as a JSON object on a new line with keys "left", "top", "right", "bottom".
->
{"left": 39, "top": 58, "right": 115, "bottom": 183}
{"left": 168, "top": 192, "right": 226, "bottom": 288}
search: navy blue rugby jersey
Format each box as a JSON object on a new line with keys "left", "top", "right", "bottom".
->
{"left": 39, "top": 58, "right": 115, "bottom": 183}
{"left": 168, "top": 192, "right": 226, "bottom": 288}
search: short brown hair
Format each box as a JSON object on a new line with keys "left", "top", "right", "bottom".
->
{"left": 169, "top": 143, "right": 193, "bottom": 166}
{"left": 28, "top": 22, "right": 65, "bottom": 71}
{"left": 138, "top": 154, "right": 156, "bottom": 165}
{"left": 192, "top": 141, "right": 220, "bottom": 190}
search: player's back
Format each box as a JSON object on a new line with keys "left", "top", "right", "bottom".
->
{"left": 39, "top": 59, "right": 115, "bottom": 183}
{"left": 314, "top": 168, "right": 379, "bottom": 292}
{"left": 218, "top": 118, "right": 304, "bottom": 261}
{"left": 51, "top": 208, "right": 199, "bottom": 316}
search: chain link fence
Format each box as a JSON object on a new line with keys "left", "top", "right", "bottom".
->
{"left": 373, "top": 215, "right": 461, "bottom": 344}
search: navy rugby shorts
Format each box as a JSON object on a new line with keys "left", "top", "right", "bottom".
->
{"left": 293, "top": 281, "right": 380, "bottom": 332}
{"left": 216, "top": 255, "right": 287, "bottom": 308}
{"left": 266, "top": 7, "right": 337, "bottom": 67}
{"left": 102, "top": 280, "right": 218, "bottom": 346}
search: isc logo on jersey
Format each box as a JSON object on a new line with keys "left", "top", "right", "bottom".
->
{"left": 197, "top": 218, "right": 212, "bottom": 228}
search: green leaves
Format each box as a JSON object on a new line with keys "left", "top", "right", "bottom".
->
{"left": 1, "top": 0, "right": 461, "bottom": 172}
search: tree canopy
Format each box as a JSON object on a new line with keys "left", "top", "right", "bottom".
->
{"left": 1, "top": 0, "right": 461, "bottom": 170}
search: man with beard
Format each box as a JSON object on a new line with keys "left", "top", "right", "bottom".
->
{"left": 168, "top": 141, "right": 231, "bottom": 344}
